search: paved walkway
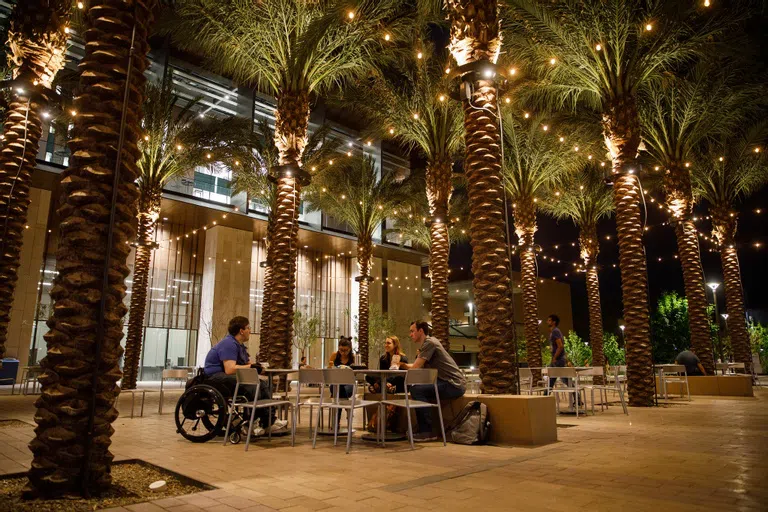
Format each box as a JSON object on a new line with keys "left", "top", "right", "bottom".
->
{"left": 1, "top": 386, "right": 766, "bottom": 511}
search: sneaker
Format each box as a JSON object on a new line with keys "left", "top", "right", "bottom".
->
{"left": 412, "top": 432, "right": 438, "bottom": 443}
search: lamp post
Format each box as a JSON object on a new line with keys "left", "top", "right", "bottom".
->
{"left": 708, "top": 282, "right": 723, "bottom": 363}
{"left": 619, "top": 324, "right": 625, "bottom": 346}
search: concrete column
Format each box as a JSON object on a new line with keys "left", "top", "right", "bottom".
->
{"left": 6, "top": 187, "right": 51, "bottom": 377}
{"left": 196, "top": 225, "right": 253, "bottom": 366}
{"left": 386, "top": 260, "right": 424, "bottom": 362}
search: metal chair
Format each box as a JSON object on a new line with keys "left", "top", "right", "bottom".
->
{"left": 158, "top": 369, "right": 190, "bottom": 414}
{"left": 659, "top": 364, "right": 691, "bottom": 401}
{"left": 313, "top": 368, "right": 378, "bottom": 454}
{"left": 294, "top": 369, "right": 326, "bottom": 438}
{"left": 581, "top": 366, "right": 628, "bottom": 415}
{"left": 224, "top": 369, "right": 294, "bottom": 451}
{"left": 546, "top": 367, "right": 586, "bottom": 418}
{"left": 380, "top": 369, "right": 447, "bottom": 450}
{"left": 520, "top": 367, "right": 548, "bottom": 395}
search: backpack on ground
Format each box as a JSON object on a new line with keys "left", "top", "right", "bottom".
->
{"left": 446, "top": 401, "right": 490, "bottom": 445}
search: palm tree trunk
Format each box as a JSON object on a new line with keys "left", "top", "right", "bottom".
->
{"left": 674, "top": 219, "right": 715, "bottom": 373}
{"left": 429, "top": 221, "right": 451, "bottom": 349}
{"left": 448, "top": 0, "right": 517, "bottom": 395}
{"left": 604, "top": 96, "right": 654, "bottom": 407}
{"left": 0, "top": 94, "right": 44, "bottom": 360}
{"left": 265, "top": 89, "right": 310, "bottom": 370}
{"left": 580, "top": 223, "right": 604, "bottom": 385}
{"left": 356, "top": 236, "right": 373, "bottom": 366}
{"left": 515, "top": 200, "right": 541, "bottom": 383}
{"left": 612, "top": 174, "right": 654, "bottom": 406}
{"left": 712, "top": 210, "right": 751, "bottom": 374}
{"left": 719, "top": 245, "right": 751, "bottom": 374}
{"left": 258, "top": 213, "right": 276, "bottom": 362}
{"left": 26, "top": 0, "right": 157, "bottom": 497}
{"left": 426, "top": 157, "right": 453, "bottom": 350}
{"left": 0, "top": 1, "right": 72, "bottom": 360}
{"left": 122, "top": 197, "right": 160, "bottom": 390}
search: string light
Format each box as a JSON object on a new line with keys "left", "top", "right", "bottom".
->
{"left": 549, "top": 58, "right": 557, "bottom": 65}
{"left": 417, "top": 51, "right": 423, "bottom": 59}
{"left": 645, "top": 23, "right": 653, "bottom": 31}
{"left": 347, "top": 11, "right": 355, "bottom": 19}
{"left": 77, "top": 1, "right": 84, "bottom": 8}
{"left": 509, "top": 67, "right": 517, "bottom": 75}
{"left": 384, "top": 33, "right": 391, "bottom": 41}
{"left": 595, "top": 44, "right": 602, "bottom": 51}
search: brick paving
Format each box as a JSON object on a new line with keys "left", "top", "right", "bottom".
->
{"left": 1, "top": 385, "right": 766, "bottom": 511}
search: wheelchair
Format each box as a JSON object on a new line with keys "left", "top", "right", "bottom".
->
{"left": 174, "top": 373, "right": 251, "bottom": 445}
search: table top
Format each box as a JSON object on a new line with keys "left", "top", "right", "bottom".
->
{"left": 352, "top": 369, "right": 406, "bottom": 375}
{"left": 261, "top": 368, "right": 299, "bottom": 374}
{"left": 654, "top": 364, "right": 683, "bottom": 368}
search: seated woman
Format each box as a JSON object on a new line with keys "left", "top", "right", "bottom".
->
{"left": 328, "top": 336, "right": 355, "bottom": 401}
{"left": 368, "top": 336, "right": 409, "bottom": 394}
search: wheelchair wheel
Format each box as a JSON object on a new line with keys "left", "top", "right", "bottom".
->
{"left": 229, "top": 431, "right": 242, "bottom": 444}
{"left": 175, "top": 384, "right": 227, "bottom": 443}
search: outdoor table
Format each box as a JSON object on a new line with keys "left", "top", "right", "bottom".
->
{"left": 353, "top": 368, "right": 408, "bottom": 442}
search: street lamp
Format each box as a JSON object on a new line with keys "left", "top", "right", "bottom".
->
{"left": 619, "top": 324, "right": 625, "bottom": 345}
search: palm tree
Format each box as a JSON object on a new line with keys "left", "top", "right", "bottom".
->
{"left": 171, "top": 0, "right": 410, "bottom": 371}
{"left": 541, "top": 165, "right": 613, "bottom": 383}
{"left": 503, "top": 0, "right": 737, "bottom": 406}
{"left": 638, "top": 68, "right": 760, "bottom": 374}
{"left": 0, "top": 0, "right": 71, "bottom": 361}
{"left": 231, "top": 120, "right": 341, "bottom": 365}
{"left": 346, "top": 48, "right": 464, "bottom": 348}
{"left": 27, "top": 0, "right": 159, "bottom": 498}
{"left": 500, "top": 111, "right": 585, "bottom": 381}
{"left": 304, "top": 154, "right": 414, "bottom": 365}
{"left": 445, "top": 0, "right": 519, "bottom": 394}
{"left": 389, "top": 177, "right": 469, "bottom": 348}
{"left": 693, "top": 125, "right": 768, "bottom": 375}
{"left": 122, "top": 77, "right": 260, "bottom": 390}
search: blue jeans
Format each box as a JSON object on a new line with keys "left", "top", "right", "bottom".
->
{"left": 410, "top": 379, "right": 465, "bottom": 433}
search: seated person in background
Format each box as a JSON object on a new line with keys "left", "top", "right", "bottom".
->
{"left": 203, "top": 316, "right": 285, "bottom": 432}
{"left": 328, "top": 336, "right": 355, "bottom": 400}
{"left": 399, "top": 321, "right": 466, "bottom": 442}
{"left": 368, "top": 336, "right": 409, "bottom": 394}
{"left": 675, "top": 349, "right": 707, "bottom": 376}
{"left": 299, "top": 356, "right": 312, "bottom": 369}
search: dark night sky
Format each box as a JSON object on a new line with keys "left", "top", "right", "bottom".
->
{"left": 449, "top": 187, "right": 768, "bottom": 339}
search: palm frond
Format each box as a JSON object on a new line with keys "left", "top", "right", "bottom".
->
{"left": 303, "top": 154, "right": 417, "bottom": 240}
{"left": 693, "top": 120, "right": 768, "bottom": 209}
{"left": 170, "top": 0, "right": 414, "bottom": 97}
{"left": 539, "top": 162, "right": 614, "bottom": 228}
{"left": 501, "top": 0, "right": 745, "bottom": 114}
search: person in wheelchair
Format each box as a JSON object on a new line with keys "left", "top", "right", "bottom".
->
{"left": 203, "top": 316, "right": 286, "bottom": 434}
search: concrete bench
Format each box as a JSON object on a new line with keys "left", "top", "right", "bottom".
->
{"left": 655, "top": 375, "right": 753, "bottom": 397}
{"left": 441, "top": 394, "right": 557, "bottom": 446}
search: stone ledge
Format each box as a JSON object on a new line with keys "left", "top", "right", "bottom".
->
{"left": 655, "top": 375, "right": 753, "bottom": 397}
{"left": 442, "top": 394, "right": 557, "bottom": 446}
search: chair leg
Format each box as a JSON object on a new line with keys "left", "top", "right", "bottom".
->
{"left": 312, "top": 406, "right": 320, "bottom": 449}
{"left": 436, "top": 405, "right": 447, "bottom": 447}
{"left": 140, "top": 391, "right": 146, "bottom": 417}
{"left": 245, "top": 405, "right": 258, "bottom": 452}
{"left": 158, "top": 383, "right": 164, "bottom": 415}
{"left": 406, "top": 407, "right": 415, "bottom": 450}
{"left": 308, "top": 405, "right": 313, "bottom": 439}
{"left": 380, "top": 403, "right": 385, "bottom": 448}
{"left": 223, "top": 399, "right": 235, "bottom": 447}
{"left": 267, "top": 407, "right": 273, "bottom": 442}
{"left": 333, "top": 408, "right": 339, "bottom": 447}
{"left": 346, "top": 408, "right": 354, "bottom": 454}
{"left": 290, "top": 405, "right": 296, "bottom": 447}
{"left": 131, "top": 392, "right": 135, "bottom": 419}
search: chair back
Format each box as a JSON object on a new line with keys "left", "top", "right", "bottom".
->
{"left": 580, "top": 366, "right": 603, "bottom": 377}
{"left": 663, "top": 364, "right": 687, "bottom": 375}
{"left": 716, "top": 362, "right": 729, "bottom": 371}
{"left": 299, "top": 368, "right": 325, "bottom": 385}
{"left": 404, "top": 369, "right": 437, "bottom": 386}
{"left": 235, "top": 368, "right": 262, "bottom": 385}
{"left": 162, "top": 369, "right": 189, "bottom": 380}
{"left": 729, "top": 362, "right": 745, "bottom": 370}
{"left": 546, "top": 367, "right": 577, "bottom": 379}
{"left": 520, "top": 367, "right": 533, "bottom": 380}
{"left": 322, "top": 368, "right": 355, "bottom": 385}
